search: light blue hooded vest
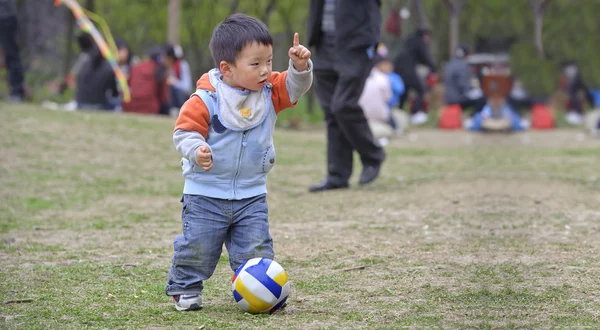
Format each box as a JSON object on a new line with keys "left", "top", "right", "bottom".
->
{"left": 180, "top": 70, "right": 278, "bottom": 200}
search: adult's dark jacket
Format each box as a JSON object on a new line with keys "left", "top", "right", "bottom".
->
{"left": 75, "top": 46, "right": 118, "bottom": 107}
{"left": 0, "top": 0, "right": 17, "bottom": 19}
{"left": 393, "top": 33, "right": 437, "bottom": 76}
{"left": 307, "top": 0, "right": 382, "bottom": 74}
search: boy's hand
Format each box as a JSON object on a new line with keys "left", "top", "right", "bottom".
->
{"left": 288, "top": 33, "right": 311, "bottom": 72}
{"left": 196, "top": 146, "right": 213, "bottom": 170}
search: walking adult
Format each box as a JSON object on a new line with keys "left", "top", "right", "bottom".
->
{"left": 306, "top": 0, "right": 386, "bottom": 192}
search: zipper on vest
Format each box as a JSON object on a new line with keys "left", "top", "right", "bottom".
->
{"left": 232, "top": 130, "right": 249, "bottom": 199}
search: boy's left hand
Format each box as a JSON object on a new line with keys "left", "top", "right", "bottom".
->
{"left": 289, "top": 33, "right": 311, "bottom": 72}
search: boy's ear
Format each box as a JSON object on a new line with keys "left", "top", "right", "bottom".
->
{"left": 219, "top": 61, "right": 233, "bottom": 77}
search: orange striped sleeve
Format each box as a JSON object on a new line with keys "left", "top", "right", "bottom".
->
{"left": 270, "top": 71, "right": 297, "bottom": 114}
{"left": 174, "top": 95, "right": 210, "bottom": 139}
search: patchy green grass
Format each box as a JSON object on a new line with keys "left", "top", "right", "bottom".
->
{"left": 1, "top": 103, "right": 600, "bottom": 329}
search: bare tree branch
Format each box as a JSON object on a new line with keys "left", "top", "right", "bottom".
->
{"left": 442, "top": 0, "right": 464, "bottom": 13}
{"left": 444, "top": 0, "right": 465, "bottom": 55}
{"left": 529, "top": 0, "right": 551, "bottom": 14}
{"left": 410, "top": 0, "right": 429, "bottom": 29}
{"left": 529, "top": 0, "right": 551, "bottom": 58}
{"left": 168, "top": 0, "right": 181, "bottom": 45}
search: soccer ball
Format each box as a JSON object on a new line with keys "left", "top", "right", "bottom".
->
{"left": 231, "top": 258, "right": 290, "bottom": 314}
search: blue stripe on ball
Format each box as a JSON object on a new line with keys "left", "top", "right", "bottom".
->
{"left": 270, "top": 296, "right": 288, "bottom": 314}
{"left": 232, "top": 289, "right": 243, "bottom": 302}
{"left": 244, "top": 259, "right": 282, "bottom": 298}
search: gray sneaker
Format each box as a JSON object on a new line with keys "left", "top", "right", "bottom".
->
{"left": 172, "top": 294, "right": 202, "bottom": 311}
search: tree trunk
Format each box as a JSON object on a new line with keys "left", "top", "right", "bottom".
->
{"left": 261, "top": 0, "right": 277, "bottom": 25}
{"left": 449, "top": 11, "right": 458, "bottom": 55}
{"left": 529, "top": 0, "right": 550, "bottom": 59}
{"left": 168, "top": 0, "right": 181, "bottom": 45}
{"left": 534, "top": 13, "right": 544, "bottom": 59}
{"left": 229, "top": 0, "right": 240, "bottom": 13}
{"left": 443, "top": 0, "right": 463, "bottom": 57}
{"left": 410, "top": 0, "right": 429, "bottom": 30}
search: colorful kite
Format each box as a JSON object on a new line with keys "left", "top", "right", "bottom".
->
{"left": 55, "top": 0, "right": 131, "bottom": 102}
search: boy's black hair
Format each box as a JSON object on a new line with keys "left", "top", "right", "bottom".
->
{"left": 209, "top": 13, "right": 273, "bottom": 68}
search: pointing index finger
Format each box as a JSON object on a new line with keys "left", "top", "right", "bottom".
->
{"left": 293, "top": 33, "right": 299, "bottom": 48}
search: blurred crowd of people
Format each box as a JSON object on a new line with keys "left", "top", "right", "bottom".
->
{"left": 357, "top": 27, "right": 600, "bottom": 140}
{"left": 1, "top": 0, "right": 599, "bottom": 138}
{"left": 54, "top": 34, "right": 193, "bottom": 116}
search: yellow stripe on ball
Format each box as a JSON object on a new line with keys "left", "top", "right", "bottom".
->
{"left": 235, "top": 277, "right": 271, "bottom": 313}
{"left": 272, "top": 271, "right": 288, "bottom": 286}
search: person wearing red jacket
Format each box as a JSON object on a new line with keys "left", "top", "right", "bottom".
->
{"left": 122, "top": 47, "right": 170, "bottom": 115}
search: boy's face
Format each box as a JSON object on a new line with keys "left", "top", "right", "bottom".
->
{"left": 221, "top": 42, "right": 273, "bottom": 91}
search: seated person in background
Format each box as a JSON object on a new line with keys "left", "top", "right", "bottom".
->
{"left": 585, "top": 94, "right": 600, "bottom": 137}
{"left": 443, "top": 44, "right": 486, "bottom": 115}
{"left": 75, "top": 33, "right": 118, "bottom": 111}
{"left": 112, "top": 37, "right": 137, "bottom": 111}
{"left": 122, "top": 46, "right": 169, "bottom": 115}
{"left": 587, "top": 114, "right": 600, "bottom": 137}
{"left": 359, "top": 54, "right": 407, "bottom": 141}
{"left": 115, "top": 37, "right": 137, "bottom": 80}
{"left": 465, "top": 74, "right": 528, "bottom": 132}
{"left": 507, "top": 79, "right": 532, "bottom": 112}
{"left": 466, "top": 97, "right": 528, "bottom": 132}
{"left": 163, "top": 44, "right": 193, "bottom": 114}
{"left": 560, "top": 61, "right": 595, "bottom": 125}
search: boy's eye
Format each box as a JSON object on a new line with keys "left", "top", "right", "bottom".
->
{"left": 251, "top": 63, "right": 259, "bottom": 66}
{"left": 267, "top": 59, "right": 272, "bottom": 64}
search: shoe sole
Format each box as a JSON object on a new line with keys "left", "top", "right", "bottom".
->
{"left": 175, "top": 303, "right": 202, "bottom": 311}
{"left": 308, "top": 185, "right": 349, "bottom": 193}
{"left": 359, "top": 178, "right": 378, "bottom": 185}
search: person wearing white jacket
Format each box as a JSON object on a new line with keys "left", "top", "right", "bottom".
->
{"left": 359, "top": 55, "right": 407, "bottom": 142}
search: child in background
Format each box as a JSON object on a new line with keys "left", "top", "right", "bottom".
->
{"left": 163, "top": 44, "right": 193, "bottom": 115}
{"left": 466, "top": 97, "right": 528, "bottom": 132}
{"left": 359, "top": 53, "right": 407, "bottom": 142}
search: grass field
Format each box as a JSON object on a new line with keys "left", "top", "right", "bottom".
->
{"left": 1, "top": 103, "right": 600, "bottom": 329}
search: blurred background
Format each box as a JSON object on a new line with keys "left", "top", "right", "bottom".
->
{"left": 2, "top": 0, "right": 600, "bottom": 122}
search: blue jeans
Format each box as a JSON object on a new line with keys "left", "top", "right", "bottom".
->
{"left": 165, "top": 194, "right": 274, "bottom": 296}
